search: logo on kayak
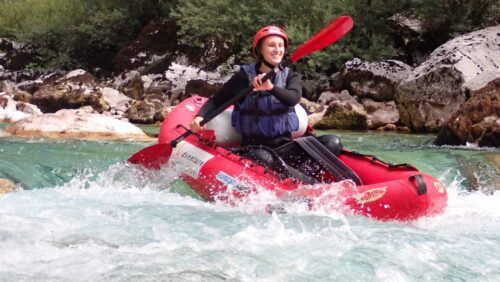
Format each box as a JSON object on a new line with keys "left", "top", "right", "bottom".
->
{"left": 181, "top": 151, "right": 205, "bottom": 166}
{"left": 354, "top": 187, "right": 387, "bottom": 204}
{"left": 171, "top": 142, "right": 214, "bottom": 178}
{"left": 433, "top": 181, "right": 446, "bottom": 194}
{"left": 216, "top": 171, "right": 250, "bottom": 192}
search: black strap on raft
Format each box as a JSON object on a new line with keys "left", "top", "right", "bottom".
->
{"left": 295, "top": 136, "right": 363, "bottom": 185}
{"left": 409, "top": 174, "right": 427, "bottom": 195}
{"left": 348, "top": 150, "right": 417, "bottom": 170}
{"left": 236, "top": 145, "right": 317, "bottom": 184}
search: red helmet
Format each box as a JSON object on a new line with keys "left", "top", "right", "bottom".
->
{"left": 252, "top": 25, "right": 289, "bottom": 58}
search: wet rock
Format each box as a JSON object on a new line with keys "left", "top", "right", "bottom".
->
{"left": 362, "top": 99, "right": 400, "bottom": 129}
{"left": 16, "top": 73, "right": 59, "bottom": 93}
{"left": 125, "top": 99, "right": 166, "bottom": 124}
{"left": 2, "top": 81, "right": 32, "bottom": 103}
{"left": 0, "top": 178, "right": 17, "bottom": 195}
{"left": 313, "top": 100, "right": 368, "bottom": 130}
{"left": 13, "top": 90, "right": 32, "bottom": 103}
{"left": 143, "top": 80, "right": 172, "bottom": 102}
{"left": 376, "top": 124, "right": 398, "bottom": 131}
{"left": 307, "top": 108, "right": 327, "bottom": 127}
{"left": 397, "top": 126, "right": 411, "bottom": 133}
{"left": 16, "top": 102, "right": 42, "bottom": 116}
{"left": 111, "top": 71, "right": 171, "bottom": 102}
{"left": 342, "top": 58, "right": 412, "bottom": 101}
{"left": 98, "top": 87, "right": 135, "bottom": 119}
{"left": 435, "top": 78, "right": 499, "bottom": 147}
{"left": 456, "top": 155, "right": 499, "bottom": 194}
{"left": 317, "top": 91, "right": 336, "bottom": 106}
{"left": 5, "top": 106, "right": 151, "bottom": 141}
{"left": 32, "top": 69, "right": 109, "bottom": 113}
{"left": 0, "top": 94, "right": 41, "bottom": 123}
{"left": 317, "top": 90, "right": 356, "bottom": 106}
{"left": 99, "top": 87, "right": 133, "bottom": 110}
{"left": 165, "top": 62, "right": 233, "bottom": 103}
{"left": 302, "top": 73, "right": 331, "bottom": 101}
{"left": 112, "top": 70, "right": 143, "bottom": 99}
{"left": 299, "top": 97, "right": 324, "bottom": 115}
{"left": 114, "top": 20, "right": 177, "bottom": 73}
{"left": 396, "top": 26, "right": 500, "bottom": 133}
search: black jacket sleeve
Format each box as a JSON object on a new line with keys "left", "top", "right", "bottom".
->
{"left": 270, "top": 70, "right": 302, "bottom": 106}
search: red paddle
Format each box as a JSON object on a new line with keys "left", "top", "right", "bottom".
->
{"left": 128, "top": 16, "right": 354, "bottom": 169}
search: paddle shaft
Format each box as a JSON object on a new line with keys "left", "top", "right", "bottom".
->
{"left": 170, "top": 61, "right": 290, "bottom": 147}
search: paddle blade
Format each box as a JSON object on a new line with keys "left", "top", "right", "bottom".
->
{"left": 127, "top": 143, "right": 173, "bottom": 170}
{"left": 291, "top": 16, "right": 354, "bottom": 62}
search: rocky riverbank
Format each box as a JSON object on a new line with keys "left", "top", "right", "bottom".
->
{"left": 1, "top": 22, "right": 498, "bottom": 147}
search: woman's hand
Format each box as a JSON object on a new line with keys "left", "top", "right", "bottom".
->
{"left": 252, "top": 73, "right": 274, "bottom": 91}
{"left": 189, "top": 116, "right": 204, "bottom": 133}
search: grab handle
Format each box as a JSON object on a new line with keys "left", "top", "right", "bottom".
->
{"left": 410, "top": 175, "right": 427, "bottom": 195}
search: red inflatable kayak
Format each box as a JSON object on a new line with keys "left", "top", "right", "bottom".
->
{"left": 155, "top": 96, "right": 447, "bottom": 220}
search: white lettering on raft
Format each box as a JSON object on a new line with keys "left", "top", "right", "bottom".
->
{"left": 170, "top": 141, "right": 214, "bottom": 178}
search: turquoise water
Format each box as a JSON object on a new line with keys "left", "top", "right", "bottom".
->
{"left": 1, "top": 124, "right": 499, "bottom": 281}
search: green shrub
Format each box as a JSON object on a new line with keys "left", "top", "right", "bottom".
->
{"left": 412, "top": 0, "right": 500, "bottom": 48}
{"left": 0, "top": 0, "right": 497, "bottom": 74}
{"left": 0, "top": 0, "right": 176, "bottom": 70}
{"left": 173, "top": 0, "right": 408, "bottom": 76}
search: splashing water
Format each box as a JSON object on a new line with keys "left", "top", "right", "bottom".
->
{"left": 1, "top": 129, "right": 499, "bottom": 280}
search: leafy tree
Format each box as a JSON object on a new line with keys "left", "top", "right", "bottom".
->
{"left": 412, "top": 0, "right": 499, "bottom": 49}
{"left": 0, "top": 0, "right": 497, "bottom": 73}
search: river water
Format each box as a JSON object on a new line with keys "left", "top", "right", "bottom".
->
{"left": 1, "top": 124, "right": 499, "bottom": 281}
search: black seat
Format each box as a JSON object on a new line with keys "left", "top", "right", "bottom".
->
{"left": 237, "top": 145, "right": 317, "bottom": 184}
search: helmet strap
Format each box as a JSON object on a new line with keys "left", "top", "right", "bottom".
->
{"left": 258, "top": 57, "right": 277, "bottom": 70}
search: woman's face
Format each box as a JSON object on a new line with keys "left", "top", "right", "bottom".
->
{"left": 259, "top": 35, "right": 285, "bottom": 66}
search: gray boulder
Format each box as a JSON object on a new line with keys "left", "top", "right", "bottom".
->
{"left": 302, "top": 73, "right": 332, "bottom": 101}
{"left": 313, "top": 99, "right": 368, "bottom": 130}
{"left": 32, "top": 69, "right": 109, "bottom": 113}
{"left": 0, "top": 178, "right": 17, "bottom": 195}
{"left": 435, "top": 78, "right": 499, "bottom": 147}
{"left": 342, "top": 58, "right": 412, "bottom": 101}
{"left": 362, "top": 99, "right": 400, "bottom": 129}
{"left": 164, "top": 62, "right": 233, "bottom": 104}
{"left": 5, "top": 106, "right": 150, "bottom": 141}
{"left": 125, "top": 99, "right": 166, "bottom": 124}
{"left": 396, "top": 26, "right": 500, "bottom": 133}
{"left": 317, "top": 90, "right": 356, "bottom": 106}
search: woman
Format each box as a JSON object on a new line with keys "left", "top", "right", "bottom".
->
{"left": 189, "top": 26, "right": 346, "bottom": 183}
{"left": 189, "top": 25, "right": 303, "bottom": 149}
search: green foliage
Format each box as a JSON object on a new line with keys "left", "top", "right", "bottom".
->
{"left": 172, "top": 0, "right": 407, "bottom": 76}
{"left": 412, "top": 0, "right": 500, "bottom": 47}
{"left": 0, "top": 0, "right": 497, "bottom": 74}
{"left": 0, "top": 0, "right": 177, "bottom": 70}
